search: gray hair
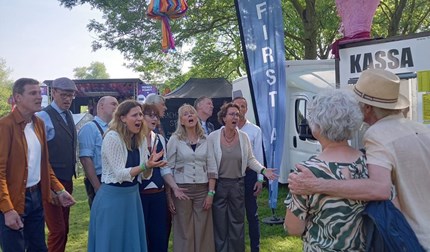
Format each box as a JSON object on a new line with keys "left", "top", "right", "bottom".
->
{"left": 359, "top": 102, "right": 402, "bottom": 120}
{"left": 308, "top": 89, "right": 363, "bottom": 142}
{"left": 144, "top": 93, "right": 165, "bottom": 105}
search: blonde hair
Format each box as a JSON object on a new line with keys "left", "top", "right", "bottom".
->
{"left": 173, "top": 104, "right": 205, "bottom": 140}
{"left": 108, "top": 100, "right": 147, "bottom": 150}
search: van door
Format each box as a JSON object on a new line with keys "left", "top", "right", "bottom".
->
{"left": 289, "top": 93, "right": 321, "bottom": 170}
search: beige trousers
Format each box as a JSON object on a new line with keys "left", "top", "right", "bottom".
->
{"left": 173, "top": 183, "right": 215, "bottom": 252}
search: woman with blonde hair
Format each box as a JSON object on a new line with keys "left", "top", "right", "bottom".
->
{"left": 162, "top": 104, "right": 216, "bottom": 252}
{"left": 88, "top": 100, "right": 166, "bottom": 252}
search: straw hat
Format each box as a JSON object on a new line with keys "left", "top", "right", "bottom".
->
{"left": 353, "top": 68, "right": 409, "bottom": 109}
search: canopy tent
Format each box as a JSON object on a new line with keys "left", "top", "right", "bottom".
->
{"left": 161, "top": 78, "right": 232, "bottom": 138}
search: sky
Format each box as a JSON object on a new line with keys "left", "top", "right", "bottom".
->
{"left": 0, "top": 0, "right": 139, "bottom": 82}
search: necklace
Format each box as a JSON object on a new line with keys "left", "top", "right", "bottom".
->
{"left": 223, "top": 129, "right": 236, "bottom": 144}
{"left": 188, "top": 136, "right": 198, "bottom": 144}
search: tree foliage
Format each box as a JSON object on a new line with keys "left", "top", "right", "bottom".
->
{"left": 0, "top": 58, "right": 13, "bottom": 117}
{"left": 58, "top": 0, "right": 430, "bottom": 90}
{"left": 373, "top": 0, "right": 430, "bottom": 37}
{"left": 73, "top": 61, "right": 110, "bottom": 79}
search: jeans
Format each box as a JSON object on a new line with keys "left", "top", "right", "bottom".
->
{"left": 0, "top": 188, "right": 47, "bottom": 252}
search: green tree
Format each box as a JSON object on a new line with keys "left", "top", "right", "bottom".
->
{"left": 73, "top": 61, "right": 110, "bottom": 79}
{"left": 373, "top": 0, "right": 430, "bottom": 37}
{"left": 0, "top": 58, "right": 13, "bottom": 117}
{"left": 58, "top": 0, "right": 430, "bottom": 90}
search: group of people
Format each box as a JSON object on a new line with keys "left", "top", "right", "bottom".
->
{"left": 85, "top": 94, "right": 277, "bottom": 252}
{"left": 3, "top": 68, "right": 428, "bottom": 252}
{"left": 285, "top": 69, "right": 430, "bottom": 251}
{"left": 0, "top": 77, "right": 276, "bottom": 252}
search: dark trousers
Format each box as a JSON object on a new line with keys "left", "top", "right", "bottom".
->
{"left": 44, "top": 179, "right": 73, "bottom": 252}
{"left": 245, "top": 170, "right": 261, "bottom": 252}
{"left": 0, "top": 188, "right": 47, "bottom": 252}
{"left": 213, "top": 177, "right": 245, "bottom": 252}
{"left": 140, "top": 190, "right": 168, "bottom": 252}
{"left": 84, "top": 175, "right": 102, "bottom": 209}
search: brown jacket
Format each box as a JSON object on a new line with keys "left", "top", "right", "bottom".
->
{"left": 0, "top": 109, "right": 64, "bottom": 214}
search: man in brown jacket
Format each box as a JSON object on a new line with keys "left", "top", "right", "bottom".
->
{"left": 0, "top": 78, "right": 75, "bottom": 252}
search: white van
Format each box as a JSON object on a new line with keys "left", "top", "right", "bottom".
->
{"left": 232, "top": 59, "right": 336, "bottom": 183}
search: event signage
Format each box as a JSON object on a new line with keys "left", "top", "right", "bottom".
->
{"left": 235, "top": 0, "right": 287, "bottom": 209}
{"left": 338, "top": 32, "right": 430, "bottom": 86}
{"left": 137, "top": 84, "right": 158, "bottom": 103}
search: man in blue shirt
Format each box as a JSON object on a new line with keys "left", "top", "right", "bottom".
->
{"left": 78, "top": 96, "right": 118, "bottom": 208}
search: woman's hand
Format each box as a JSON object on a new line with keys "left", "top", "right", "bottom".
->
{"left": 167, "top": 193, "right": 176, "bottom": 214}
{"left": 264, "top": 168, "right": 278, "bottom": 180}
{"left": 203, "top": 195, "right": 213, "bottom": 210}
{"left": 173, "top": 187, "right": 189, "bottom": 200}
{"left": 146, "top": 149, "right": 167, "bottom": 169}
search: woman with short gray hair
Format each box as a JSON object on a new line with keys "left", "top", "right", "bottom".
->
{"left": 284, "top": 89, "right": 368, "bottom": 251}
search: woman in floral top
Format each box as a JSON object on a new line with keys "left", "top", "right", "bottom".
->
{"left": 284, "top": 89, "right": 368, "bottom": 252}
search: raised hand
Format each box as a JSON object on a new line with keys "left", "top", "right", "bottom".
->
{"left": 147, "top": 149, "right": 167, "bottom": 168}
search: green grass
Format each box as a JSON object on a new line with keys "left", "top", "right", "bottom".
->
{"left": 63, "top": 176, "right": 303, "bottom": 251}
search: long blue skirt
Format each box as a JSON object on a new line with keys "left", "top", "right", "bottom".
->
{"left": 87, "top": 183, "right": 147, "bottom": 252}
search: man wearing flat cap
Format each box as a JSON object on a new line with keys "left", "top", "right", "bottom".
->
{"left": 288, "top": 69, "right": 430, "bottom": 250}
{"left": 37, "top": 77, "right": 78, "bottom": 252}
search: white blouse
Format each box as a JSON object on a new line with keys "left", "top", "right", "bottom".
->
{"left": 101, "top": 130, "right": 147, "bottom": 184}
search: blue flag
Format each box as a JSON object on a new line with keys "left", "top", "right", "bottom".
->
{"left": 235, "top": 0, "right": 287, "bottom": 209}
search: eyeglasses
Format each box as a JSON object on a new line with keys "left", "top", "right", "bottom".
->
{"left": 227, "top": 112, "right": 240, "bottom": 117}
{"left": 56, "top": 90, "right": 75, "bottom": 100}
{"left": 145, "top": 114, "right": 159, "bottom": 119}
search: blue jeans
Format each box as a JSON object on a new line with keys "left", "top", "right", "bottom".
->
{"left": 0, "top": 188, "right": 47, "bottom": 252}
{"left": 245, "top": 170, "right": 260, "bottom": 252}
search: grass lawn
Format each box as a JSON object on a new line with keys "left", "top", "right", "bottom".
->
{"left": 65, "top": 175, "right": 303, "bottom": 251}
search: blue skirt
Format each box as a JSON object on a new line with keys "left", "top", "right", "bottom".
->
{"left": 88, "top": 183, "right": 147, "bottom": 252}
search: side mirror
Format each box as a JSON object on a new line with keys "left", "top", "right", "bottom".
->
{"left": 298, "top": 118, "right": 316, "bottom": 141}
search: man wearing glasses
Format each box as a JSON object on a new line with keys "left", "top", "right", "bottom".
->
{"left": 37, "top": 77, "right": 77, "bottom": 252}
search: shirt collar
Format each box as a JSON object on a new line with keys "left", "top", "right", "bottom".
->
{"left": 50, "top": 100, "right": 66, "bottom": 114}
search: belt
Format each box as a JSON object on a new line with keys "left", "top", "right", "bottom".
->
{"left": 26, "top": 183, "right": 40, "bottom": 193}
{"left": 141, "top": 188, "right": 165, "bottom": 194}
